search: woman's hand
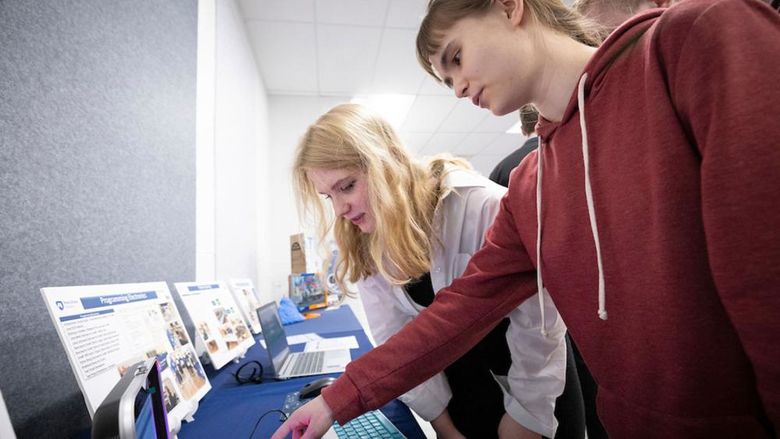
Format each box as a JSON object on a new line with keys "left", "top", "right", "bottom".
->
{"left": 498, "top": 413, "right": 541, "bottom": 439}
{"left": 430, "top": 409, "right": 466, "bottom": 439}
{"left": 271, "top": 396, "right": 334, "bottom": 439}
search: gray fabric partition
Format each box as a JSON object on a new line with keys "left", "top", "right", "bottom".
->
{"left": 0, "top": 1, "right": 197, "bottom": 437}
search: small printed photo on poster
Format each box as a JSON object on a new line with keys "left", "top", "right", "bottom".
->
{"left": 230, "top": 316, "right": 251, "bottom": 342}
{"left": 219, "top": 323, "right": 239, "bottom": 351}
{"left": 169, "top": 346, "right": 207, "bottom": 400}
{"left": 116, "top": 356, "right": 145, "bottom": 378}
{"left": 160, "top": 302, "right": 176, "bottom": 322}
{"left": 162, "top": 377, "right": 181, "bottom": 413}
{"left": 168, "top": 321, "right": 189, "bottom": 347}
{"left": 213, "top": 306, "right": 227, "bottom": 324}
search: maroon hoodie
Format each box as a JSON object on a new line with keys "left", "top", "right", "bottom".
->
{"left": 322, "top": 1, "right": 780, "bottom": 437}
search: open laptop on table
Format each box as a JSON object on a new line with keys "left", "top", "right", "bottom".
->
{"left": 257, "top": 301, "right": 351, "bottom": 379}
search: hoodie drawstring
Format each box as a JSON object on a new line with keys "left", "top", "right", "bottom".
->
{"left": 536, "top": 131, "right": 547, "bottom": 337}
{"left": 577, "top": 73, "right": 608, "bottom": 321}
{"left": 535, "top": 73, "right": 607, "bottom": 339}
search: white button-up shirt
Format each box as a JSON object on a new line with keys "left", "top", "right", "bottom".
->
{"left": 357, "top": 168, "right": 566, "bottom": 437}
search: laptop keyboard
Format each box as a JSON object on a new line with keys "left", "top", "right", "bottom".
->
{"left": 289, "top": 351, "right": 325, "bottom": 376}
{"left": 333, "top": 410, "right": 406, "bottom": 439}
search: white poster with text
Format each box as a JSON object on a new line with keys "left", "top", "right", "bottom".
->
{"left": 229, "top": 278, "right": 262, "bottom": 334}
{"left": 41, "top": 282, "right": 211, "bottom": 421}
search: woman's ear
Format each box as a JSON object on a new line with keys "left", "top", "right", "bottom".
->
{"left": 496, "top": 0, "right": 525, "bottom": 25}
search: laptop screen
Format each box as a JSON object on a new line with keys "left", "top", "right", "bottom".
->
{"left": 134, "top": 385, "right": 160, "bottom": 439}
{"left": 257, "top": 302, "right": 290, "bottom": 374}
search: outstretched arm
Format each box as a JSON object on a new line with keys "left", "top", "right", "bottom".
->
{"left": 324, "top": 189, "right": 537, "bottom": 425}
{"left": 358, "top": 278, "right": 453, "bottom": 421}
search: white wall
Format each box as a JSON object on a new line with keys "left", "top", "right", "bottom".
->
{"left": 0, "top": 389, "right": 15, "bottom": 439}
{"left": 196, "top": 0, "right": 217, "bottom": 281}
{"left": 266, "top": 95, "right": 352, "bottom": 301}
{"left": 196, "top": 0, "right": 272, "bottom": 302}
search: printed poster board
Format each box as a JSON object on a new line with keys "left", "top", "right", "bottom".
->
{"left": 41, "top": 282, "right": 211, "bottom": 423}
{"left": 228, "top": 278, "right": 262, "bottom": 334}
{"left": 173, "top": 282, "right": 255, "bottom": 369}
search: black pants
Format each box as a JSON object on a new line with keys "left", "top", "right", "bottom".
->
{"left": 570, "top": 339, "right": 608, "bottom": 439}
{"left": 444, "top": 319, "right": 586, "bottom": 439}
{"left": 549, "top": 336, "right": 587, "bottom": 439}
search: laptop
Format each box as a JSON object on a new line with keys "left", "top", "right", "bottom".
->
{"left": 92, "top": 358, "right": 169, "bottom": 439}
{"left": 257, "top": 302, "right": 351, "bottom": 379}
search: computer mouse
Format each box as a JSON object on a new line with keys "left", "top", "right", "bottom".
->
{"left": 299, "top": 377, "right": 336, "bottom": 399}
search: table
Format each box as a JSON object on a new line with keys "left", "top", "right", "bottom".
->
{"left": 178, "top": 304, "right": 426, "bottom": 438}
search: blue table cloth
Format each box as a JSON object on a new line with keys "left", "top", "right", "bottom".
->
{"left": 177, "top": 304, "right": 425, "bottom": 438}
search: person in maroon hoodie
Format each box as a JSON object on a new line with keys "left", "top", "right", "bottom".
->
{"left": 273, "top": 0, "right": 780, "bottom": 438}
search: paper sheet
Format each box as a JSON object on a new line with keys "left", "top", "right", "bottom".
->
{"left": 304, "top": 336, "right": 359, "bottom": 352}
{"left": 259, "top": 332, "right": 322, "bottom": 349}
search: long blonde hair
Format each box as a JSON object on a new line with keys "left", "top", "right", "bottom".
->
{"left": 293, "top": 103, "right": 469, "bottom": 288}
{"left": 416, "top": 0, "right": 603, "bottom": 81}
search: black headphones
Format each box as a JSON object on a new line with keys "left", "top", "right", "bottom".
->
{"left": 233, "top": 360, "right": 264, "bottom": 385}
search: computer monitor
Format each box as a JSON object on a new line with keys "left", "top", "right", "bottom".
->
{"left": 91, "top": 358, "right": 169, "bottom": 439}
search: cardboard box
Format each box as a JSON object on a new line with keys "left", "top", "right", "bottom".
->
{"left": 290, "top": 233, "right": 307, "bottom": 274}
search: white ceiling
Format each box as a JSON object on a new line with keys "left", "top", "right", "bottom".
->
{"left": 238, "top": 0, "right": 528, "bottom": 176}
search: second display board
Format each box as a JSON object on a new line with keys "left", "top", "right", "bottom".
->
{"left": 174, "top": 281, "right": 255, "bottom": 369}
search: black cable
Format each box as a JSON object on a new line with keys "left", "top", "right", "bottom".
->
{"left": 249, "top": 409, "right": 288, "bottom": 439}
{"left": 233, "top": 360, "right": 264, "bottom": 385}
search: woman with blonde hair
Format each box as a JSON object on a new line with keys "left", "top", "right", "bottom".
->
{"left": 275, "top": 0, "right": 780, "bottom": 437}
{"left": 292, "top": 103, "right": 580, "bottom": 438}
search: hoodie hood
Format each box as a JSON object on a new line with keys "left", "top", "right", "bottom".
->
{"left": 536, "top": 8, "right": 662, "bottom": 138}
